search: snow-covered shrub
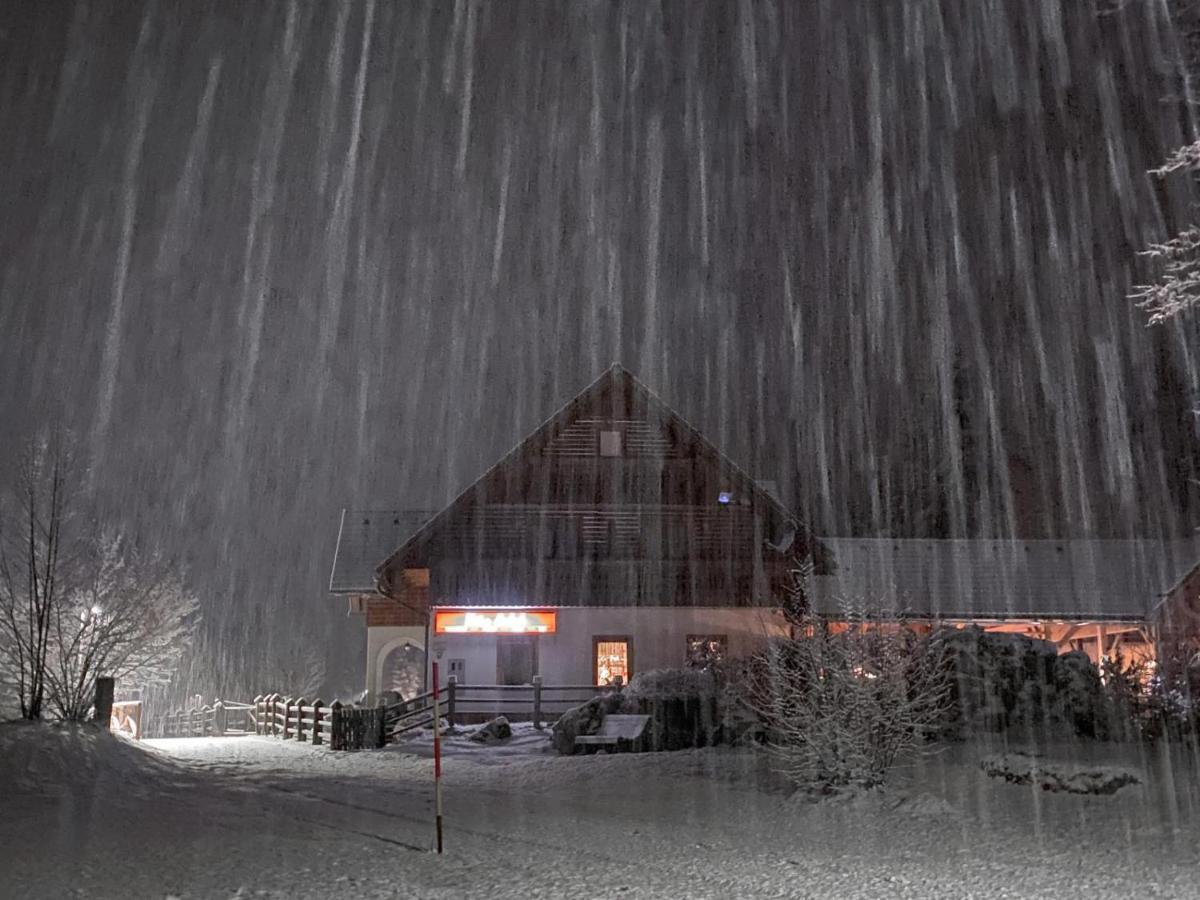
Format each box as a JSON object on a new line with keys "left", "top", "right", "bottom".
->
{"left": 940, "top": 627, "right": 1063, "bottom": 734}
{"left": 550, "top": 691, "right": 625, "bottom": 754}
{"left": 1155, "top": 640, "right": 1200, "bottom": 739}
{"left": 624, "top": 668, "right": 718, "bottom": 702}
{"left": 970, "top": 644, "right": 1200, "bottom": 743}
{"left": 622, "top": 667, "right": 725, "bottom": 751}
{"left": 1098, "top": 650, "right": 1200, "bottom": 743}
{"left": 550, "top": 669, "right": 734, "bottom": 755}
{"left": 935, "top": 629, "right": 1198, "bottom": 742}
{"left": 743, "top": 616, "right": 953, "bottom": 795}
{"left": 937, "top": 627, "right": 1118, "bottom": 738}
{"left": 1053, "top": 650, "right": 1106, "bottom": 737}
{"left": 980, "top": 751, "right": 1140, "bottom": 795}
{"left": 1099, "top": 656, "right": 1151, "bottom": 741}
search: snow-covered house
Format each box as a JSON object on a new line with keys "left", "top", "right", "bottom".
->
{"left": 330, "top": 364, "right": 1200, "bottom": 701}
{"left": 330, "top": 364, "right": 808, "bottom": 700}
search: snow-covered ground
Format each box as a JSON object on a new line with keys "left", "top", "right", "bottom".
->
{"left": 3, "top": 720, "right": 1200, "bottom": 899}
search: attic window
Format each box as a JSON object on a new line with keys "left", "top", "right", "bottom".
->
{"left": 599, "top": 430, "right": 623, "bottom": 457}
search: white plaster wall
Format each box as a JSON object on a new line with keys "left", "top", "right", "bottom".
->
{"left": 365, "top": 625, "right": 425, "bottom": 702}
{"left": 426, "top": 632, "right": 512, "bottom": 688}
{"left": 426, "top": 607, "right": 786, "bottom": 687}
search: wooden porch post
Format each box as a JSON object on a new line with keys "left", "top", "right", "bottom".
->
{"left": 312, "top": 699, "right": 324, "bottom": 746}
{"left": 93, "top": 676, "right": 115, "bottom": 727}
{"left": 532, "top": 675, "right": 543, "bottom": 730}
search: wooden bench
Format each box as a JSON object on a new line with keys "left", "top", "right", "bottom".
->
{"left": 574, "top": 714, "right": 650, "bottom": 752}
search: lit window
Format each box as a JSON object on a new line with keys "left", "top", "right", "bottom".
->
{"left": 595, "top": 637, "right": 631, "bottom": 685}
{"left": 686, "top": 635, "right": 727, "bottom": 669}
{"left": 599, "top": 430, "right": 623, "bottom": 457}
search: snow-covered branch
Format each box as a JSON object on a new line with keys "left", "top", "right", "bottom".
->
{"left": 1130, "top": 140, "right": 1200, "bottom": 323}
{"left": 1131, "top": 225, "right": 1200, "bottom": 323}
{"left": 1151, "top": 139, "right": 1200, "bottom": 177}
{"left": 742, "top": 583, "right": 952, "bottom": 794}
{"left": 0, "top": 433, "right": 78, "bottom": 719}
{"left": 0, "top": 433, "right": 200, "bottom": 720}
{"left": 44, "top": 532, "right": 200, "bottom": 720}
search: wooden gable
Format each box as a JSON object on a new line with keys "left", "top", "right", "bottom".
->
{"left": 1157, "top": 561, "right": 1200, "bottom": 639}
{"left": 377, "top": 364, "right": 813, "bottom": 605}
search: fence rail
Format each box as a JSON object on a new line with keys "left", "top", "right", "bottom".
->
{"left": 152, "top": 678, "right": 618, "bottom": 750}
{"left": 154, "top": 700, "right": 257, "bottom": 738}
{"left": 250, "top": 695, "right": 394, "bottom": 750}
{"left": 439, "top": 676, "right": 621, "bottom": 730}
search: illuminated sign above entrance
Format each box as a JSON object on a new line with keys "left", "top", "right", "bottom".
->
{"left": 434, "top": 609, "right": 557, "bottom": 635}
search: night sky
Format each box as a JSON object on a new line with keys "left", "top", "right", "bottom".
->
{"left": 2, "top": 0, "right": 1199, "bottom": 697}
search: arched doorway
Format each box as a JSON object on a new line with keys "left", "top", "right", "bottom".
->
{"left": 380, "top": 641, "right": 425, "bottom": 700}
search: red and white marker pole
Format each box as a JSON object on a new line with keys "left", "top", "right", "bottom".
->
{"left": 432, "top": 660, "right": 444, "bottom": 854}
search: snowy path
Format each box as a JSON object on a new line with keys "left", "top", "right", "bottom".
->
{"left": 4, "top": 726, "right": 1200, "bottom": 899}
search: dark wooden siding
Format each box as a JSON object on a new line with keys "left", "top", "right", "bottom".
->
{"left": 421, "top": 505, "right": 772, "bottom": 560}
{"left": 382, "top": 365, "right": 801, "bottom": 607}
{"left": 430, "top": 555, "right": 787, "bottom": 609}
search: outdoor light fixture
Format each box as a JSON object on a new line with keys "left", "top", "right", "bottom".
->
{"left": 718, "top": 492, "right": 732, "bottom": 504}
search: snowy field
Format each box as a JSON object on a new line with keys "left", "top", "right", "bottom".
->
{"left": 3, "top": 722, "right": 1200, "bottom": 899}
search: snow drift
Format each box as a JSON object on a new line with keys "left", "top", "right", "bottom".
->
{"left": 1, "top": 721, "right": 179, "bottom": 794}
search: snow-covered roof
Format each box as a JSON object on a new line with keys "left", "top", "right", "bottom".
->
{"left": 328, "top": 509, "right": 437, "bottom": 594}
{"left": 809, "top": 538, "right": 1200, "bottom": 621}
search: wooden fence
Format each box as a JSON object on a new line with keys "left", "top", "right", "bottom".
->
{"left": 154, "top": 700, "right": 257, "bottom": 738}
{"left": 250, "top": 679, "right": 619, "bottom": 748}
{"left": 439, "top": 676, "right": 621, "bottom": 730}
{"left": 153, "top": 680, "right": 618, "bottom": 749}
{"left": 253, "top": 695, "right": 390, "bottom": 751}
{"left": 381, "top": 676, "right": 621, "bottom": 738}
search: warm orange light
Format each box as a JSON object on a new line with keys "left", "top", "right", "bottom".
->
{"left": 434, "top": 609, "right": 557, "bottom": 634}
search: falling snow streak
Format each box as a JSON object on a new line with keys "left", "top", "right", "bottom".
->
{"left": 315, "top": 0, "right": 375, "bottom": 422}
{"left": 225, "top": 4, "right": 308, "bottom": 480}
{"left": 0, "top": 0, "right": 1199, "bottom": 698}
{"left": 92, "top": 16, "right": 156, "bottom": 462}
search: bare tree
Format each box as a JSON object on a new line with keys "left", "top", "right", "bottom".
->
{"left": 0, "top": 433, "right": 199, "bottom": 721}
{"left": 44, "top": 532, "right": 200, "bottom": 720}
{"left": 0, "top": 434, "right": 80, "bottom": 719}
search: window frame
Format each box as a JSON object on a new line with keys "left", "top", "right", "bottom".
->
{"left": 598, "top": 429, "right": 623, "bottom": 457}
{"left": 685, "top": 633, "right": 728, "bottom": 668}
{"left": 592, "top": 634, "right": 633, "bottom": 686}
{"left": 495, "top": 635, "right": 539, "bottom": 686}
